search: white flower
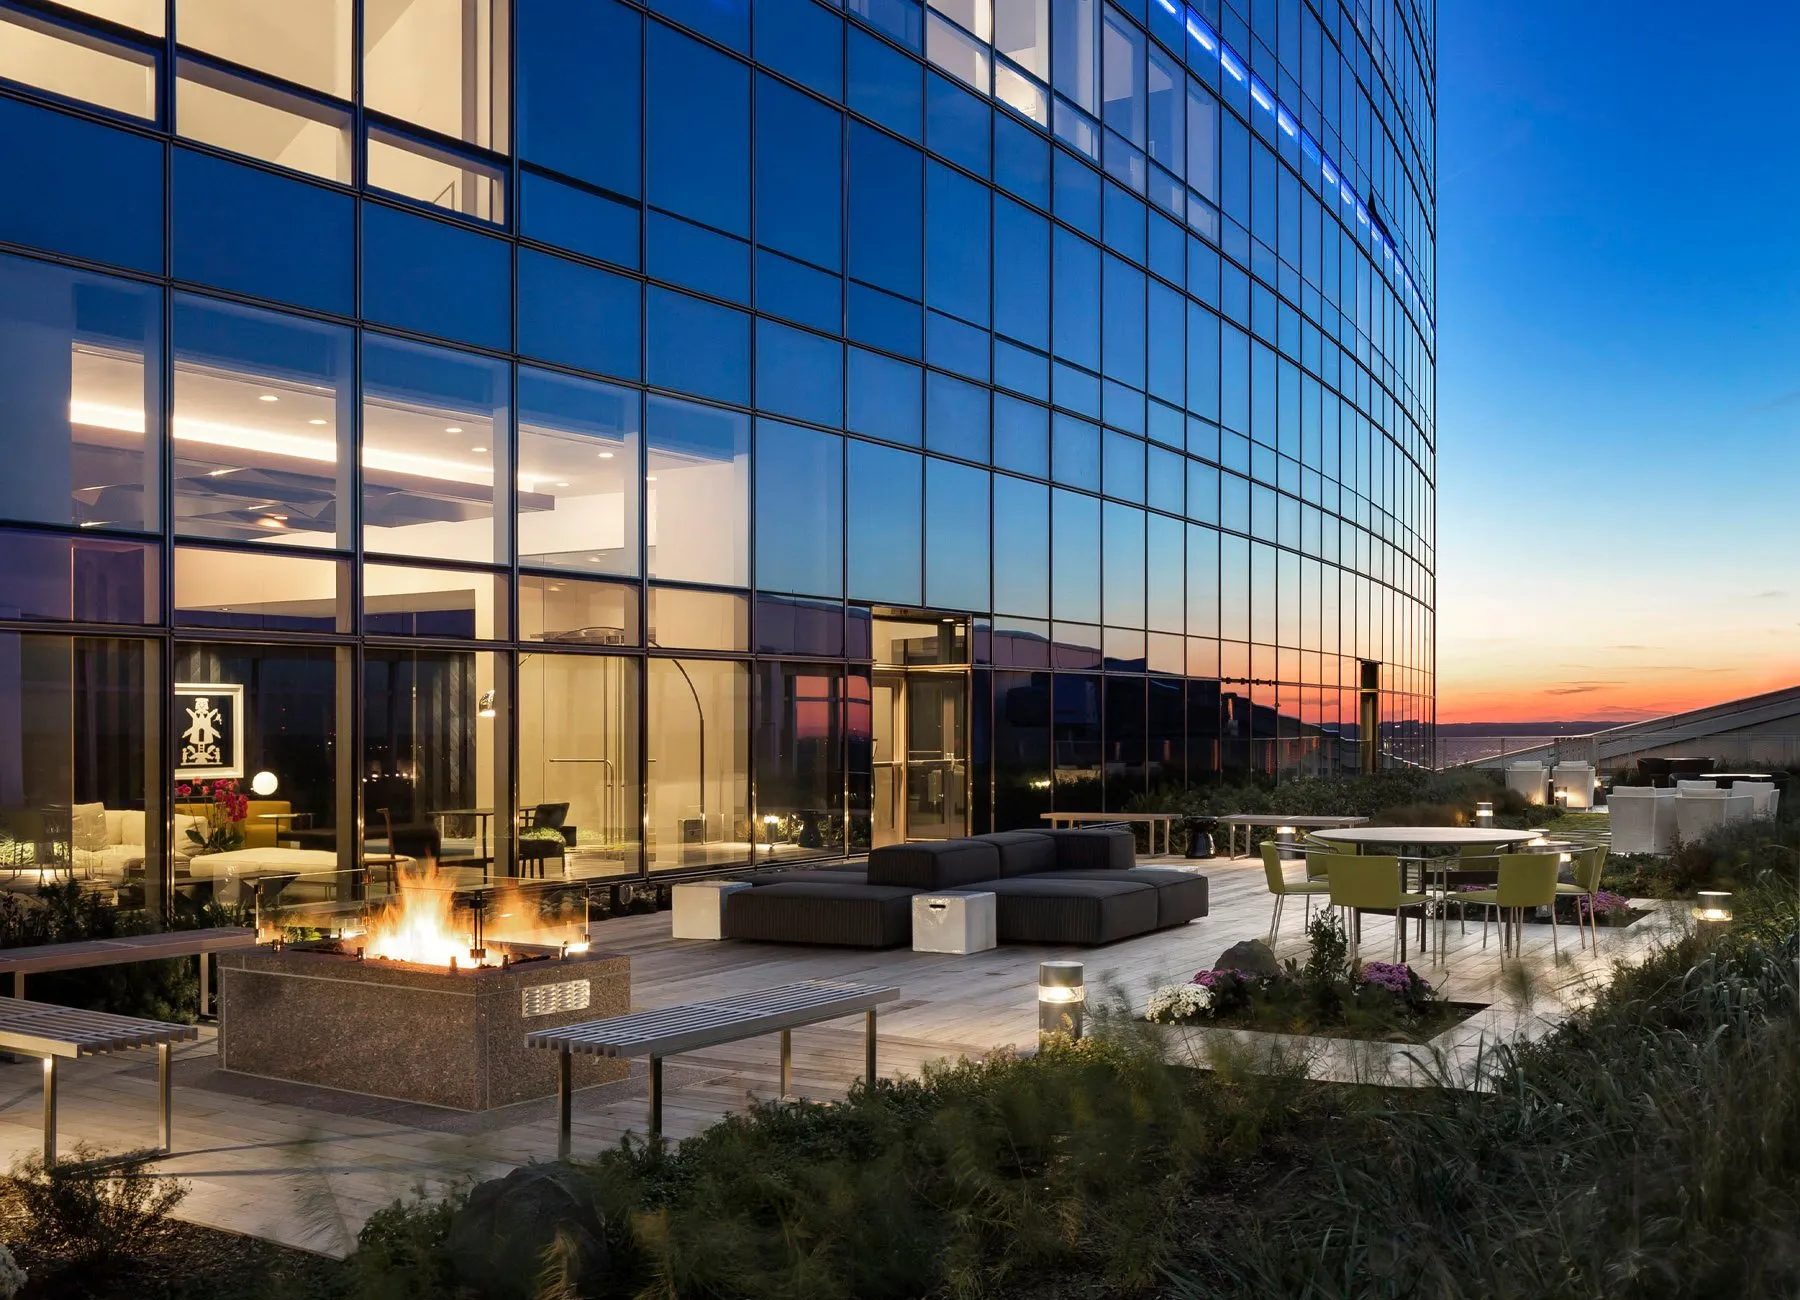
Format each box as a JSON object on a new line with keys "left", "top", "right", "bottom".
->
{"left": 1146, "top": 982, "right": 1215, "bottom": 1023}
{"left": 0, "top": 1242, "right": 27, "bottom": 1299}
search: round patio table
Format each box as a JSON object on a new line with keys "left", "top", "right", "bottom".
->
{"left": 1311, "top": 827, "right": 1543, "bottom": 962}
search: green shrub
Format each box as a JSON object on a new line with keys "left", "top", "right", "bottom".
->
{"left": 0, "top": 1148, "right": 187, "bottom": 1289}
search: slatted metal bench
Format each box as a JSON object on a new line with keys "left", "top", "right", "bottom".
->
{"left": 0, "top": 927, "right": 259, "bottom": 1016}
{"left": 528, "top": 979, "right": 900, "bottom": 1153}
{"left": 0, "top": 998, "right": 198, "bottom": 1163}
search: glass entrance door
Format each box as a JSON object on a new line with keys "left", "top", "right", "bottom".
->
{"left": 870, "top": 665, "right": 968, "bottom": 846}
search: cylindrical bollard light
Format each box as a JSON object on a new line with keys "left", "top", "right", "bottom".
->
{"left": 1693, "top": 891, "right": 1732, "bottom": 925}
{"left": 1274, "top": 825, "right": 1298, "bottom": 856}
{"left": 1038, "top": 960, "right": 1086, "bottom": 1041}
{"left": 1475, "top": 801, "right": 1494, "bottom": 827}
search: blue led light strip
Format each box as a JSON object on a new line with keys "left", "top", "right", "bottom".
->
{"left": 1165, "top": 2, "right": 1432, "bottom": 331}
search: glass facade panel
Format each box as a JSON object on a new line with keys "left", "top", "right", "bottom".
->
{"left": 0, "top": 0, "right": 1437, "bottom": 898}
{"left": 517, "top": 368, "right": 640, "bottom": 577}
{"left": 362, "top": 334, "right": 509, "bottom": 565}
{"left": 172, "top": 295, "right": 353, "bottom": 547}
{"left": 0, "top": 8, "right": 155, "bottom": 118}
{"left": 0, "top": 253, "right": 160, "bottom": 533}
{"left": 648, "top": 657, "right": 750, "bottom": 870}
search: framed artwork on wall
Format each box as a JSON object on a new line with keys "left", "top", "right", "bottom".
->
{"left": 175, "top": 682, "right": 245, "bottom": 780}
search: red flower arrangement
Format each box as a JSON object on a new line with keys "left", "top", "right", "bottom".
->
{"left": 183, "top": 778, "right": 249, "bottom": 853}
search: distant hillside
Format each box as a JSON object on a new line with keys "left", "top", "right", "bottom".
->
{"left": 1436, "top": 721, "right": 1641, "bottom": 736}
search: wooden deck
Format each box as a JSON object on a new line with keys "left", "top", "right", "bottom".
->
{"left": 0, "top": 857, "right": 1682, "bottom": 1257}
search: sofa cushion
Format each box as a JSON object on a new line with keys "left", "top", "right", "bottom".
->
{"left": 982, "top": 876, "right": 1158, "bottom": 945}
{"left": 866, "top": 839, "right": 1001, "bottom": 890}
{"left": 748, "top": 867, "right": 870, "bottom": 887}
{"left": 972, "top": 831, "right": 1059, "bottom": 877}
{"left": 1049, "top": 868, "right": 1209, "bottom": 928}
{"left": 1034, "top": 827, "right": 1136, "bottom": 870}
{"left": 723, "top": 882, "right": 917, "bottom": 948}
{"left": 71, "top": 802, "right": 107, "bottom": 853}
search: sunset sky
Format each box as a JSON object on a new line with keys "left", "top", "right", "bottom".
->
{"left": 1433, "top": 2, "right": 1800, "bottom": 725}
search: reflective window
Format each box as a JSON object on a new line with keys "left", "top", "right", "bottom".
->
{"left": 926, "top": 372, "right": 988, "bottom": 461}
{"left": 648, "top": 25, "right": 749, "bottom": 236}
{"left": 757, "top": 76, "right": 842, "bottom": 272}
{"left": 362, "top": 334, "right": 510, "bottom": 565}
{"left": 364, "top": 0, "right": 508, "bottom": 151}
{"left": 846, "top": 349, "right": 922, "bottom": 446}
{"left": 1099, "top": 5, "right": 1143, "bottom": 146}
{"left": 994, "top": 668, "right": 1051, "bottom": 826}
{"left": 1101, "top": 501, "right": 1144, "bottom": 627}
{"left": 56, "top": 1, "right": 163, "bottom": 32}
{"left": 519, "top": 651, "right": 640, "bottom": 878}
{"left": 648, "top": 289, "right": 751, "bottom": 407}
{"left": 0, "top": 7, "right": 156, "bottom": 119}
{"left": 755, "top": 0, "right": 843, "bottom": 99}
{"left": 176, "top": 58, "right": 351, "bottom": 184}
{"left": 362, "top": 203, "right": 511, "bottom": 351}
{"left": 848, "top": 25, "right": 922, "bottom": 138}
{"left": 1051, "top": 227, "right": 1099, "bottom": 369}
{"left": 648, "top": 657, "right": 750, "bottom": 871}
{"left": 994, "top": 0, "right": 1046, "bottom": 78}
{"left": 518, "top": 368, "right": 640, "bottom": 577}
{"left": 1146, "top": 512, "right": 1183, "bottom": 632}
{"left": 756, "top": 321, "right": 843, "bottom": 428}
{"left": 1102, "top": 429, "right": 1144, "bottom": 503}
{"left": 849, "top": 125, "right": 923, "bottom": 299}
{"left": 172, "top": 294, "right": 352, "bottom": 548}
{"left": 0, "top": 529, "right": 158, "bottom": 625}
{"left": 1051, "top": 0, "right": 1096, "bottom": 114}
{"left": 847, "top": 440, "right": 921, "bottom": 605}
{"left": 1052, "top": 672, "right": 1100, "bottom": 804}
{"left": 994, "top": 197, "right": 1049, "bottom": 350}
{"left": 518, "top": 249, "right": 640, "bottom": 381}
{"left": 1051, "top": 413, "right": 1100, "bottom": 490}
{"left": 647, "top": 396, "right": 750, "bottom": 587}
{"left": 992, "top": 475, "right": 1047, "bottom": 617}
{"left": 517, "top": 0, "right": 639, "bottom": 197}
{"left": 926, "top": 70, "right": 989, "bottom": 175}
{"left": 1146, "top": 44, "right": 1181, "bottom": 174}
{"left": 0, "top": 96, "right": 162, "bottom": 273}
{"left": 0, "top": 253, "right": 160, "bottom": 533}
{"left": 754, "top": 661, "right": 850, "bottom": 860}
{"left": 756, "top": 421, "right": 843, "bottom": 598}
{"left": 175, "top": 0, "right": 351, "bottom": 96}
{"left": 173, "top": 149, "right": 354, "bottom": 315}
{"left": 925, "top": 457, "right": 989, "bottom": 611}
{"left": 994, "top": 394, "right": 1048, "bottom": 478}
{"left": 1051, "top": 487, "right": 1099, "bottom": 622}
{"left": 926, "top": 162, "right": 989, "bottom": 327}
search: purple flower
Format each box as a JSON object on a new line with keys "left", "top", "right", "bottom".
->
{"left": 1358, "top": 961, "right": 1425, "bottom": 996}
{"left": 1578, "top": 890, "right": 1630, "bottom": 918}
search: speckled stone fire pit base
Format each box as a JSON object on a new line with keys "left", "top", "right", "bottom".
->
{"left": 217, "top": 948, "right": 631, "bottom": 1110}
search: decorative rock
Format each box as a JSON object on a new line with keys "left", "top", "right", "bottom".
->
{"left": 1211, "top": 939, "right": 1281, "bottom": 978}
{"left": 446, "top": 1164, "right": 608, "bottom": 1300}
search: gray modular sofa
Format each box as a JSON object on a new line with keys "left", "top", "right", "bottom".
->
{"left": 721, "top": 827, "right": 1209, "bottom": 949}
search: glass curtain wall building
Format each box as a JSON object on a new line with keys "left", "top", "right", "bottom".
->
{"left": 0, "top": 0, "right": 1434, "bottom": 901}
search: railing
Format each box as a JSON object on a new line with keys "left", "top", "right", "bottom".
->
{"left": 1438, "top": 733, "right": 1800, "bottom": 774}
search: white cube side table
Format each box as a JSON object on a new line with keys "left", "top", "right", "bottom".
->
{"left": 912, "top": 891, "right": 997, "bottom": 954}
{"left": 671, "top": 880, "right": 752, "bottom": 940}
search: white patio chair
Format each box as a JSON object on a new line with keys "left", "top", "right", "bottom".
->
{"left": 1552, "top": 762, "right": 1596, "bottom": 809}
{"left": 1608, "top": 787, "right": 1676, "bottom": 854}
{"left": 1504, "top": 762, "right": 1548, "bottom": 806}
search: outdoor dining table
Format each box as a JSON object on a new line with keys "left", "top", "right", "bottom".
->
{"left": 1215, "top": 814, "right": 1371, "bottom": 859}
{"left": 1310, "top": 826, "right": 1544, "bottom": 963}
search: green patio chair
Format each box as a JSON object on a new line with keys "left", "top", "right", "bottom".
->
{"left": 1556, "top": 846, "right": 1608, "bottom": 950}
{"left": 1261, "top": 841, "right": 1331, "bottom": 944}
{"left": 1322, "top": 853, "right": 1430, "bottom": 963}
{"left": 1460, "top": 853, "right": 1561, "bottom": 963}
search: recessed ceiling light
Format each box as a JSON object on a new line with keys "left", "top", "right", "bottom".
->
{"left": 470, "top": 446, "right": 488, "bottom": 453}
{"left": 257, "top": 518, "right": 285, "bottom": 528}
{"left": 307, "top": 418, "right": 328, "bottom": 426}
{"left": 206, "top": 468, "right": 232, "bottom": 477}
{"left": 597, "top": 451, "right": 614, "bottom": 459}
{"left": 445, "top": 426, "right": 463, "bottom": 434}
{"left": 258, "top": 394, "right": 279, "bottom": 402}
{"left": 587, "top": 556, "right": 602, "bottom": 563}
{"left": 646, "top": 475, "right": 657, "bottom": 482}
{"left": 553, "top": 481, "right": 569, "bottom": 487}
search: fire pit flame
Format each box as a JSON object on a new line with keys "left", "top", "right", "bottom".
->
{"left": 358, "top": 865, "right": 583, "bottom": 968}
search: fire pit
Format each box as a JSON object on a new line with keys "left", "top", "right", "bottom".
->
{"left": 217, "top": 869, "right": 631, "bottom": 1110}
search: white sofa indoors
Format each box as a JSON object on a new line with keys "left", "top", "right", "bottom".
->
{"left": 1608, "top": 787, "right": 1677, "bottom": 855}
{"left": 1552, "top": 761, "right": 1596, "bottom": 809}
{"left": 69, "top": 804, "right": 200, "bottom": 881}
{"left": 1505, "top": 762, "right": 1549, "bottom": 805}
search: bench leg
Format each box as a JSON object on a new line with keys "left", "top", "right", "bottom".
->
{"left": 42, "top": 1056, "right": 56, "bottom": 1166}
{"left": 12, "top": 971, "right": 22, "bottom": 999}
{"left": 648, "top": 1056, "right": 663, "bottom": 1139}
{"left": 157, "top": 1041, "right": 173, "bottom": 1153}
{"left": 198, "top": 953, "right": 211, "bottom": 1019}
{"left": 779, "top": 1029, "right": 792, "bottom": 1098}
{"left": 556, "top": 1047, "right": 572, "bottom": 1160}
{"left": 865, "top": 1010, "right": 878, "bottom": 1087}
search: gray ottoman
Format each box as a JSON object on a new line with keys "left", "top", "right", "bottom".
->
{"left": 972, "top": 831, "right": 1059, "bottom": 876}
{"left": 983, "top": 876, "right": 1159, "bottom": 945}
{"left": 1053, "top": 868, "right": 1209, "bottom": 928}
{"left": 867, "top": 839, "right": 1002, "bottom": 889}
{"left": 723, "top": 882, "right": 917, "bottom": 948}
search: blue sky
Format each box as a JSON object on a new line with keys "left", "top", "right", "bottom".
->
{"left": 1434, "top": 1, "right": 1800, "bottom": 721}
